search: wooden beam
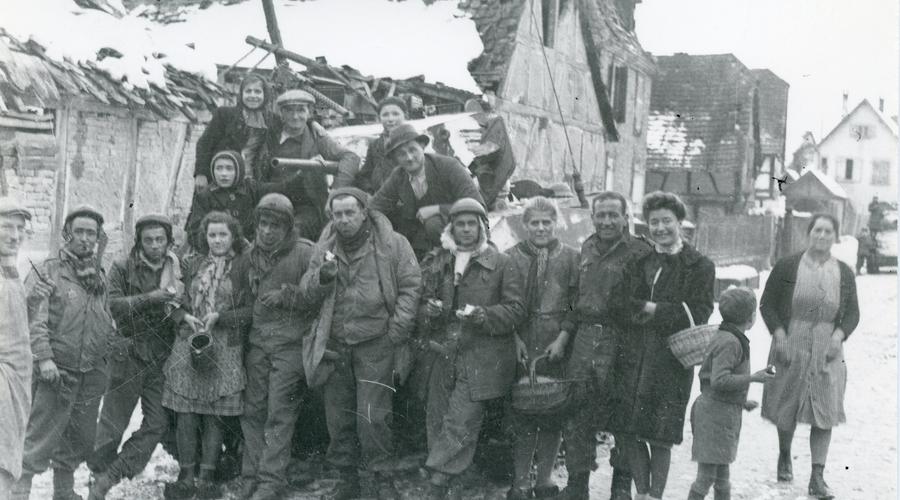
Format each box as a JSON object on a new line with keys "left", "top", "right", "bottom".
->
{"left": 260, "top": 0, "right": 286, "bottom": 65}
{"left": 575, "top": 0, "right": 620, "bottom": 142}
{"left": 50, "top": 105, "right": 70, "bottom": 255}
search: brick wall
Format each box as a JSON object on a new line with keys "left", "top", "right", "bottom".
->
{"left": 0, "top": 128, "right": 59, "bottom": 248}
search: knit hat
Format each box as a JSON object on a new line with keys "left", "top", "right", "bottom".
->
{"left": 377, "top": 96, "right": 408, "bottom": 116}
{"left": 327, "top": 187, "right": 370, "bottom": 211}
{"left": 384, "top": 123, "right": 430, "bottom": 157}
{"left": 0, "top": 197, "right": 31, "bottom": 220}
{"left": 719, "top": 286, "right": 757, "bottom": 324}
{"left": 449, "top": 197, "right": 487, "bottom": 219}
{"left": 209, "top": 150, "right": 245, "bottom": 185}
{"left": 135, "top": 214, "right": 173, "bottom": 241}
{"left": 64, "top": 205, "right": 104, "bottom": 228}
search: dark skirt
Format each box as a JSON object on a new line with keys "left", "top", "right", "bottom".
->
{"left": 690, "top": 393, "right": 742, "bottom": 464}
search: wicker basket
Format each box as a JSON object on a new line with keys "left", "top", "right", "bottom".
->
{"left": 511, "top": 354, "right": 571, "bottom": 415}
{"left": 666, "top": 303, "right": 718, "bottom": 368}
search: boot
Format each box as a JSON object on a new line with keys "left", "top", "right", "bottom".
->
{"left": 713, "top": 485, "right": 730, "bottom": 500}
{"left": 776, "top": 451, "right": 793, "bottom": 482}
{"left": 235, "top": 476, "right": 257, "bottom": 500}
{"left": 533, "top": 483, "right": 560, "bottom": 498}
{"left": 52, "top": 468, "right": 81, "bottom": 500}
{"left": 808, "top": 464, "right": 834, "bottom": 499}
{"left": 10, "top": 473, "right": 33, "bottom": 500}
{"left": 332, "top": 468, "right": 361, "bottom": 500}
{"left": 687, "top": 487, "right": 706, "bottom": 500}
{"left": 87, "top": 471, "right": 115, "bottom": 500}
{"left": 163, "top": 467, "right": 196, "bottom": 500}
{"left": 610, "top": 467, "right": 632, "bottom": 500}
{"left": 563, "top": 471, "right": 590, "bottom": 500}
{"left": 195, "top": 468, "right": 222, "bottom": 499}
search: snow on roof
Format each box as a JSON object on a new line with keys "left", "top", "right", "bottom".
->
{"left": 154, "top": 0, "right": 483, "bottom": 92}
{"left": 2, "top": 0, "right": 483, "bottom": 94}
{"left": 807, "top": 168, "right": 848, "bottom": 199}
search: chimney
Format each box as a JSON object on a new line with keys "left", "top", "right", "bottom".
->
{"left": 842, "top": 92, "right": 849, "bottom": 116}
{"left": 879, "top": 98, "right": 885, "bottom": 112}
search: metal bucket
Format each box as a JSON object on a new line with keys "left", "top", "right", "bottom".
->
{"left": 188, "top": 331, "right": 215, "bottom": 372}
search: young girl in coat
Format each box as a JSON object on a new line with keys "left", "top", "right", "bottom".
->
{"left": 688, "top": 287, "right": 774, "bottom": 500}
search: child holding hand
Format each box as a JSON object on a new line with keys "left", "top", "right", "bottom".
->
{"left": 688, "top": 286, "right": 775, "bottom": 500}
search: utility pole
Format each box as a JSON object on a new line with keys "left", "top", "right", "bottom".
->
{"left": 261, "top": 0, "right": 286, "bottom": 65}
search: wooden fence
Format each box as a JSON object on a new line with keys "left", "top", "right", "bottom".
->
{"left": 693, "top": 215, "right": 776, "bottom": 269}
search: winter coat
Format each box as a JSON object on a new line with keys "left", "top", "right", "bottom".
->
{"left": 248, "top": 236, "right": 317, "bottom": 350}
{"left": 417, "top": 243, "right": 526, "bottom": 401}
{"left": 697, "top": 324, "right": 751, "bottom": 405}
{"left": 355, "top": 134, "right": 396, "bottom": 194}
{"left": 107, "top": 252, "right": 179, "bottom": 364}
{"left": 25, "top": 253, "right": 116, "bottom": 372}
{"left": 760, "top": 252, "right": 860, "bottom": 338}
{"left": 301, "top": 210, "right": 422, "bottom": 387}
{"left": 370, "top": 153, "right": 484, "bottom": 251}
{"left": 194, "top": 107, "right": 277, "bottom": 180}
{"left": 261, "top": 121, "right": 360, "bottom": 218}
{"left": 607, "top": 243, "right": 715, "bottom": 445}
{"left": 505, "top": 241, "right": 579, "bottom": 379}
{"left": 575, "top": 232, "right": 652, "bottom": 325}
{"left": 1, "top": 269, "right": 31, "bottom": 479}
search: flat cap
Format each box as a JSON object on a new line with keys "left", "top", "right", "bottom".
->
{"left": 449, "top": 197, "right": 486, "bottom": 218}
{"left": 0, "top": 197, "right": 32, "bottom": 220}
{"left": 275, "top": 89, "right": 316, "bottom": 107}
{"left": 65, "top": 205, "right": 104, "bottom": 226}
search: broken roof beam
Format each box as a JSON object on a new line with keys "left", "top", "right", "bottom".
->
{"left": 303, "top": 85, "right": 352, "bottom": 117}
{"left": 244, "top": 36, "right": 377, "bottom": 108}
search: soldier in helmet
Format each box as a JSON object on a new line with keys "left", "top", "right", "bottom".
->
{"left": 13, "top": 206, "right": 116, "bottom": 500}
{"left": 238, "top": 193, "right": 317, "bottom": 500}
{"left": 416, "top": 198, "right": 526, "bottom": 499}
{"left": 88, "top": 215, "right": 183, "bottom": 499}
{"left": 261, "top": 89, "right": 360, "bottom": 241}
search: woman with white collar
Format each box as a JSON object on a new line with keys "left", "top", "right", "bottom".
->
{"left": 606, "top": 191, "right": 716, "bottom": 500}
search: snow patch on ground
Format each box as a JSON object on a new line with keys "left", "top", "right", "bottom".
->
{"left": 716, "top": 264, "right": 759, "bottom": 281}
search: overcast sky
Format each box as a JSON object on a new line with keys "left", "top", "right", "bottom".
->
{"left": 634, "top": 0, "right": 899, "bottom": 155}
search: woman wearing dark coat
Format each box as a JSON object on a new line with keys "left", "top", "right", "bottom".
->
{"left": 759, "top": 213, "right": 859, "bottom": 499}
{"left": 194, "top": 74, "right": 277, "bottom": 189}
{"left": 355, "top": 96, "right": 407, "bottom": 194}
{"left": 607, "top": 191, "right": 715, "bottom": 500}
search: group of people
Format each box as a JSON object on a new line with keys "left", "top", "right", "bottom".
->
{"left": 0, "top": 74, "right": 859, "bottom": 500}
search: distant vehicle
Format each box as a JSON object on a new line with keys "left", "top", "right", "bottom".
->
{"left": 873, "top": 208, "right": 897, "bottom": 270}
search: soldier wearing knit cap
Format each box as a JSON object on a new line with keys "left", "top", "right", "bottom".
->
{"left": 0, "top": 199, "right": 51, "bottom": 499}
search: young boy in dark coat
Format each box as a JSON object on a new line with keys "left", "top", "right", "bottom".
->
{"left": 688, "top": 287, "right": 774, "bottom": 500}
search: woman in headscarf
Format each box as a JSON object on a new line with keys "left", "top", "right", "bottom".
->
{"left": 355, "top": 96, "right": 407, "bottom": 194}
{"left": 504, "top": 196, "right": 579, "bottom": 499}
{"left": 607, "top": 191, "right": 715, "bottom": 500}
{"left": 193, "top": 73, "right": 276, "bottom": 191}
{"left": 163, "top": 212, "right": 253, "bottom": 500}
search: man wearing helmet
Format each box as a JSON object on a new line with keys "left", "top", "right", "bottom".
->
{"left": 87, "top": 215, "right": 183, "bottom": 499}
{"left": 239, "top": 193, "right": 317, "bottom": 500}
{"left": 416, "top": 198, "right": 525, "bottom": 499}
{"left": 261, "top": 89, "right": 360, "bottom": 241}
{"left": 13, "top": 206, "right": 116, "bottom": 500}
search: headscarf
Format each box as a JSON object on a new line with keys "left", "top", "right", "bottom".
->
{"left": 239, "top": 74, "right": 269, "bottom": 129}
{"left": 209, "top": 150, "right": 245, "bottom": 189}
{"left": 518, "top": 238, "right": 560, "bottom": 312}
{"left": 61, "top": 248, "right": 105, "bottom": 296}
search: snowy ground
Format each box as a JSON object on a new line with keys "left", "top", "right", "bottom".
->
{"left": 26, "top": 271, "right": 898, "bottom": 499}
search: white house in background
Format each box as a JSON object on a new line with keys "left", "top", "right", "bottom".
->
{"left": 816, "top": 99, "right": 899, "bottom": 217}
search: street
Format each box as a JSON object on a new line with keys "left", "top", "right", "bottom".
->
{"left": 27, "top": 271, "right": 897, "bottom": 499}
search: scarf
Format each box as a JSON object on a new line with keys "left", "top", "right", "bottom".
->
{"left": 519, "top": 239, "right": 560, "bottom": 312}
{"left": 337, "top": 217, "right": 372, "bottom": 255}
{"left": 141, "top": 250, "right": 183, "bottom": 312}
{"left": 192, "top": 253, "right": 233, "bottom": 320}
{"left": 441, "top": 220, "right": 489, "bottom": 286}
{"left": 719, "top": 322, "right": 750, "bottom": 362}
{"left": 61, "top": 248, "right": 105, "bottom": 296}
{"left": 249, "top": 236, "right": 293, "bottom": 295}
{"left": 242, "top": 108, "right": 267, "bottom": 129}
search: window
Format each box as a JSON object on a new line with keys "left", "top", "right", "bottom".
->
{"left": 843, "top": 159, "right": 854, "bottom": 181}
{"left": 820, "top": 157, "right": 828, "bottom": 173}
{"left": 872, "top": 160, "right": 891, "bottom": 185}
{"left": 633, "top": 73, "right": 645, "bottom": 135}
{"left": 541, "top": 0, "right": 558, "bottom": 48}
{"left": 850, "top": 124, "right": 872, "bottom": 140}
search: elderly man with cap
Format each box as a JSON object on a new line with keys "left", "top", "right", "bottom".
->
{"left": 238, "top": 193, "right": 317, "bottom": 500}
{"left": 87, "top": 214, "right": 183, "bottom": 499}
{"left": 416, "top": 198, "right": 525, "bottom": 499}
{"left": 261, "top": 88, "right": 360, "bottom": 241}
{"left": 300, "top": 187, "right": 422, "bottom": 500}
{"left": 370, "top": 124, "right": 485, "bottom": 260}
{"left": 0, "top": 198, "right": 52, "bottom": 498}
{"left": 12, "top": 206, "right": 116, "bottom": 500}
